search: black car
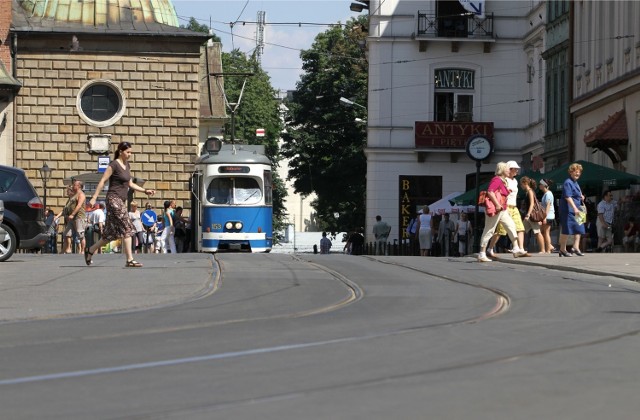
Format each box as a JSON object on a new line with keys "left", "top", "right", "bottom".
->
{"left": 0, "top": 199, "right": 15, "bottom": 261}
{"left": 0, "top": 165, "right": 48, "bottom": 261}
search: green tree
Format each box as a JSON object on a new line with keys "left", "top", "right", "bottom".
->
{"left": 181, "top": 17, "right": 221, "bottom": 42}
{"left": 221, "top": 50, "right": 287, "bottom": 237}
{"left": 281, "top": 16, "right": 368, "bottom": 232}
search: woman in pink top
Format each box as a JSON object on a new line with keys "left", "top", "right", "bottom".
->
{"left": 477, "top": 162, "right": 527, "bottom": 262}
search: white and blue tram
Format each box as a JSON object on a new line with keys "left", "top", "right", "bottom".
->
{"left": 191, "top": 138, "right": 272, "bottom": 252}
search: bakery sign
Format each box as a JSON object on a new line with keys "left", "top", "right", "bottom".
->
{"left": 415, "top": 121, "right": 494, "bottom": 149}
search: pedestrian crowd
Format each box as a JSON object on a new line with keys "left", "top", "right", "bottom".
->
{"left": 43, "top": 142, "right": 192, "bottom": 263}
{"left": 322, "top": 160, "right": 639, "bottom": 258}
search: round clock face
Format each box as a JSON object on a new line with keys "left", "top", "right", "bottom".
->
{"left": 466, "top": 135, "right": 492, "bottom": 161}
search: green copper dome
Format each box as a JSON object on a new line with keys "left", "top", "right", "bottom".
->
{"left": 18, "top": 0, "right": 179, "bottom": 28}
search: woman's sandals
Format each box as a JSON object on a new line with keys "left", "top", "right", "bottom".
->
{"left": 84, "top": 249, "right": 93, "bottom": 266}
{"left": 126, "top": 260, "right": 143, "bottom": 268}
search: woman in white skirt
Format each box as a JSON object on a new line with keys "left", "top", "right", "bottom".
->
{"left": 415, "top": 206, "right": 433, "bottom": 256}
{"left": 478, "top": 162, "right": 527, "bottom": 262}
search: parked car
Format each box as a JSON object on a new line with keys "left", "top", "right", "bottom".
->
{"left": 0, "top": 165, "right": 48, "bottom": 261}
{"left": 0, "top": 199, "right": 16, "bottom": 261}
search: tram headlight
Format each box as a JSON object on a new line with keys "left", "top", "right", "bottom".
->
{"left": 234, "top": 222, "right": 243, "bottom": 230}
{"left": 225, "top": 222, "right": 234, "bottom": 230}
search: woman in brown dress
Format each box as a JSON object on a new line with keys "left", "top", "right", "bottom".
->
{"left": 84, "top": 142, "right": 155, "bottom": 267}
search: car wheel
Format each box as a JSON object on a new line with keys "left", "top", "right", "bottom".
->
{"left": 0, "top": 223, "right": 17, "bottom": 262}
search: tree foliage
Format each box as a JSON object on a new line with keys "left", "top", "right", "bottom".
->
{"left": 220, "top": 50, "right": 287, "bottom": 236}
{"left": 181, "top": 17, "right": 222, "bottom": 42}
{"left": 281, "top": 16, "right": 368, "bottom": 232}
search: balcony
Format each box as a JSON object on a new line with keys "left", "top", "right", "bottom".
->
{"left": 417, "top": 12, "right": 494, "bottom": 40}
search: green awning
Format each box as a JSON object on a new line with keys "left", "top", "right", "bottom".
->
{"left": 452, "top": 169, "right": 541, "bottom": 206}
{"left": 539, "top": 160, "right": 640, "bottom": 197}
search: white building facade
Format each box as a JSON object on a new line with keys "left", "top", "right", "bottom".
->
{"left": 364, "top": 0, "right": 546, "bottom": 242}
{"left": 571, "top": 0, "right": 640, "bottom": 175}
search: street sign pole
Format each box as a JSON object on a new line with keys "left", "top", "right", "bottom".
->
{"left": 464, "top": 134, "right": 493, "bottom": 255}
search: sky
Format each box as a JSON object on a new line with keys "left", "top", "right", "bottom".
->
{"left": 172, "top": 1, "right": 357, "bottom": 93}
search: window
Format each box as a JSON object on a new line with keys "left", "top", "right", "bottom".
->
{"left": 0, "top": 169, "right": 17, "bottom": 193}
{"left": 436, "top": 0, "right": 468, "bottom": 38}
{"left": 76, "top": 80, "right": 126, "bottom": 127}
{"left": 234, "top": 178, "right": 262, "bottom": 204}
{"left": 434, "top": 93, "right": 474, "bottom": 122}
{"left": 263, "top": 170, "right": 273, "bottom": 205}
{"left": 434, "top": 68, "right": 474, "bottom": 122}
{"left": 206, "top": 177, "right": 262, "bottom": 205}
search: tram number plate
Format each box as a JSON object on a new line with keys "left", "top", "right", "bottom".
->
{"left": 211, "top": 223, "right": 222, "bottom": 230}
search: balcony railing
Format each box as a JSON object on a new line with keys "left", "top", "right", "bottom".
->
{"left": 417, "top": 12, "right": 494, "bottom": 39}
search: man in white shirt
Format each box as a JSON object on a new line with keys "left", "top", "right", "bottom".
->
{"left": 595, "top": 190, "right": 616, "bottom": 252}
{"left": 89, "top": 202, "right": 106, "bottom": 253}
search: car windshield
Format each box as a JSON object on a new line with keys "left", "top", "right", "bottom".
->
{"left": 206, "top": 177, "right": 262, "bottom": 205}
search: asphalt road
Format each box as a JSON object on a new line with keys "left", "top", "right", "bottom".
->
{"left": 1, "top": 253, "right": 640, "bottom": 419}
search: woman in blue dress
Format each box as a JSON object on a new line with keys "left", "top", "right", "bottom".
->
{"left": 558, "top": 163, "right": 585, "bottom": 257}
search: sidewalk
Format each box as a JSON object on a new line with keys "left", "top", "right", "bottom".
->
{"left": 480, "top": 251, "right": 640, "bottom": 282}
{"left": 0, "top": 253, "right": 217, "bottom": 323}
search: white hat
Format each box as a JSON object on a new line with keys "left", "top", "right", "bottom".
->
{"left": 507, "top": 160, "right": 520, "bottom": 169}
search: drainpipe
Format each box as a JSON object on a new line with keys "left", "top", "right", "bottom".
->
{"left": 10, "top": 32, "right": 17, "bottom": 166}
{"left": 568, "top": 2, "right": 574, "bottom": 162}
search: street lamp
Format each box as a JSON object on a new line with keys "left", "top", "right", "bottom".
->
{"left": 339, "top": 97, "right": 367, "bottom": 110}
{"left": 39, "top": 163, "right": 52, "bottom": 212}
{"left": 350, "top": 1, "right": 370, "bottom": 13}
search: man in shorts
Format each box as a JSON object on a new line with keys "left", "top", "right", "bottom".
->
{"left": 595, "top": 190, "right": 617, "bottom": 252}
{"left": 64, "top": 179, "right": 87, "bottom": 254}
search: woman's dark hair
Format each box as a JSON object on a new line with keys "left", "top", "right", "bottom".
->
{"left": 164, "top": 200, "right": 171, "bottom": 210}
{"left": 114, "top": 142, "right": 132, "bottom": 160}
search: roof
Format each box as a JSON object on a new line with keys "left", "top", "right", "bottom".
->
{"left": 583, "top": 110, "right": 629, "bottom": 163}
{"left": 584, "top": 110, "right": 628, "bottom": 146}
{"left": 0, "top": 61, "right": 21, "bottom": 91}
{"left": 12, "top": 0, "right": 208, "bottom": 38}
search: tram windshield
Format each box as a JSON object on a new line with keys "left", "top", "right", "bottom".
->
{"left": 206, "top": 177, "right": 262, "bottom": 205}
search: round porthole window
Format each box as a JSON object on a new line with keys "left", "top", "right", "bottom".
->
{"left": 77, "top": 80, "right": 126, "bottom": 127}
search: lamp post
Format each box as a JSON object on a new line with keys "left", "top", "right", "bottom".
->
{"left": 339, "top": 97, "right": 367, "bottom": 110}
{"left": 39, "top": 163, "right": 52, "bottom": 212}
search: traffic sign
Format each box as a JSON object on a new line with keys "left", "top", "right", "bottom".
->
{"left": 98, "top": 156, "right": 110, "bottom": 173}
{"left": 142, "top": 209, "right": 158, "bottom": 227}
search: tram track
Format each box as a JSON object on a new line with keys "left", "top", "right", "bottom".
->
{"left": 3, "top": 255, "right": 640, "bottom": 418}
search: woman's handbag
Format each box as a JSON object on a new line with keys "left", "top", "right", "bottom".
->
{"left": 529, "top": 196, "right": 546, "bottom": 223}
{"left": 485, "top": 190, "right": 505, "bottom": 217}
{"left": 574, "top": 204, "right": 587, "bottom": 225}
{"left": 478, "top": 191, "right": 488, "bottom": 206}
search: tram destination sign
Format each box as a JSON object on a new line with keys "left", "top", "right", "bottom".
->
{"left": 415, "top": 121, "right": 494, "bottom": 149}
{"left": 219, "top": 166, "right": 251, "bottom": 174}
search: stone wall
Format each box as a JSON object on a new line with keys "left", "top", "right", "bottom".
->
{"left": 14, "top": 52, "right": 200, "bottom": 212}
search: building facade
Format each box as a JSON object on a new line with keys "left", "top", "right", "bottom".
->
{"left": 542, "top": 0, "right": 570, "bottom": 168}
{"left": 364, "top": 0, "right": 547, "bottom": 242}
{"left": 570, "top": 0, "right": 640, "bottom": 176}
{"left": 7, "top": 0, "right": 212, "bottom": 212}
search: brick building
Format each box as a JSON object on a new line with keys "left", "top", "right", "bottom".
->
{"left": 5, "top": 0, "right": 217, "bottom": 212}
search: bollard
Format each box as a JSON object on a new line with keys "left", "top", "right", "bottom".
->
{"left": 313, "top": 244, "right": 318, "bottom": 254}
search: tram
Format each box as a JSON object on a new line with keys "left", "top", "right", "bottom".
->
{"left": 191, "top": 138, "right": 273, "bottom": 252}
